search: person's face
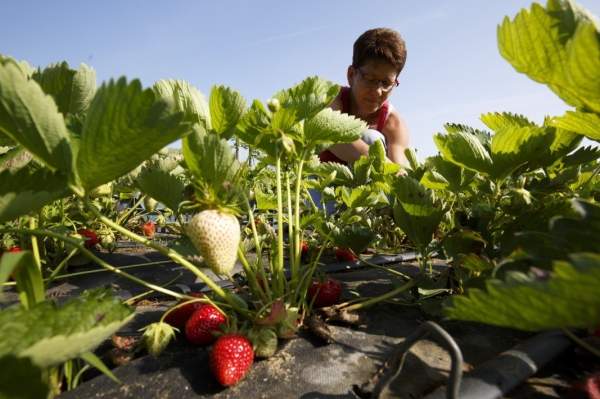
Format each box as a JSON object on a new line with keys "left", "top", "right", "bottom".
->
{"left": 347, "top": 60, "right": 399, "bottom": 115}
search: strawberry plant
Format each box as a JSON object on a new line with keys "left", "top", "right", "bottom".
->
{"left": 440, "top": 0, "right": 600, "bottom": 351}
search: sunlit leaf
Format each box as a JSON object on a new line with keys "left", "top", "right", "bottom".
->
{"left": 446, "top": 253, "right": 600, "bottom": 331}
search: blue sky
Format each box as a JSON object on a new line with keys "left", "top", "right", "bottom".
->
{"left": 2, "top": 0, "right": 599, "bottom": 159}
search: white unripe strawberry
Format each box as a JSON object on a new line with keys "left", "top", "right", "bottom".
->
{"left": 186, "top": 209, "right": 240, "bottom": 275}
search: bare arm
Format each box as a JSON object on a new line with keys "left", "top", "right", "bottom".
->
{"left": 383, "top": 110, "right": 410, "bottom": 166}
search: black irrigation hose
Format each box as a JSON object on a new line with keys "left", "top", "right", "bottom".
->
{"left": 369, "top": 321, "right": 464, "bottom": 399}
{"left": 424, "top": 330, "right": 572, "bottom": 399}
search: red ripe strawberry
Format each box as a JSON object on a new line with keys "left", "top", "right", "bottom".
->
{"left": 301, "top": 241, "right": 309, "bottom": 255}
{"left": 164, "top": 292, "right": 205, "bottom": 329}
{"left": 185, "top": 304, "right": 227, "bottom": 345}
{"left": 142, "top": 221, "right": 156, "bottom": 238}
{"left": 335, "top": 247, "right": 357, "bottom": 262}
{"left": 210, "top": 334, "right": 254, "bottom": 386}
{"left": 308, "top": 278, "right": 342, "bottom": 308}
{"left": 78, "top": 229, "right": 99, "bottom": 248}
{"left": 7, "top": 246, "right": 22, "bottom": 253}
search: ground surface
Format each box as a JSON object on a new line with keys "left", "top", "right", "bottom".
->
{"left": 2, "top": 244, "right": 586, "bottom": 398}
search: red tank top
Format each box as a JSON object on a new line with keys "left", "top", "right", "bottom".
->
{"left": 319, "top": 87, "right": 389, "bottom": 164}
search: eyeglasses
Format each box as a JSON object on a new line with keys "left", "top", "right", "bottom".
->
{"left": 355, "top": 67, "right": 399, "bottom": 92}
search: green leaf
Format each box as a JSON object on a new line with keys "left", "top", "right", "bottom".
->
{"left": 254, "top": 185, "right": 278, "bottom": 210}
{"left": 562, "top": 145, "right": 600, "bottom": 166}
{"left": 331, "top": 225, "right": 376, "bottom": 254}
{"left": 32, "top": 62, "right": 96, "bottom": 117}
{"left": 392, "top": 176, "right": 444, "bottom": 250}
{"left": 77, "top": 77, "right": 193, "bottom": 191}
{"left": 549, "top": 110, "right": 600, "bottom": 141}
{"left": 444, "top": 123, "right": 491, "bottom": 150}
{"left": 0, "top": 355, "right": 47, "bottom": 399}
{"left": 445, "top": 253, "right": 600, "bottom": 331}
{"left": 443, "top": 229, "right": 486, "bottom": 260}
{"left": 369, "top": 140, "right": 386, "bottom": 173}
{"left": 421, "top": 170, "right": 450, "bottom": 191}
{"left": 153, "top": 79, "right": 210, "bottom": 127}
{"left": 69, "top": 64, "right": 97, "bottom": 116}
{"left": 80, "top": 351, "right": 121, "bottom": 385}
{"left": 209, "top": 85, "right": 246, "bottom": 139}
{"left": 274, "top": 76, "right": 340, "bottom": 121}
{"left": 0, "top": 167, "right": 69, "bottom": 223}
{"left": 425, "top": 155, "right": 467, "bottom": 192}
{"left": 314, "top": 161, "right": 354, "bottom": 186}
{"left": 490, "top": 125, "right": 555, "bottom": 178}
{"left": 235, "top": 100, "right": 275, "bottom": 157}
{"left": 498, "top": 1, "right": 600, "bottom": 112}
{"left": 0, "top": 289, "right": 133, "bottom": 367}
{"left": 11, "top": 251, "right": 45, "bottom": 309}
{"left": 304, "top": 108, "right": 366, "bottom": 147}
{"left": 182, "top": 127, "right": 240, "bottom": 205}
{"left": 480, "top": 112, "right": 535, "bottom": 131}
{"left": 457, "top": 253, "right": 494, "bottom": 273}
{"left": 434, "top": 131, "right": 493, "bottom": 175}
{"left": 136, "top": 165, "right": 185, "bottom": 212}
{"left": 0, "top": 60, "right": 72, "bottom": 172}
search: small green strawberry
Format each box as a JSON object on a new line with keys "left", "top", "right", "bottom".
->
{"left": 210, "top": 334, "right": 254, "bottom": 386}
{"left": 144, "top": 196, "right": 158, "bottom": 212}
{"left": 141, "top": 321, "right": 177, "bottom": 357}
{"left": 186, "top": 209, "right": 240, "bottom": 275}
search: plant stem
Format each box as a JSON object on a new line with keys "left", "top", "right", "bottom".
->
{"left": 0, "top": 227, "right": 185, "bottom": 300}
{"left": 29, "top": 217, "right": 42, "bottom": 271}
{"left": 275, "top": 155, "right": 285, "bottom": 297}
{"left": 46, "top": 248, "right": 79, "bottom": 283}
{"left": 285, "top": 172, "right": 295, "bottom": 283}
{"left": 342, "top": 276, "right": 419, "bottom": 312}
{"left": 293, "top": 157, "right": 305, "bottom": 284}
{"left": 116, "top": 195, "right": 145, "bottom": 226}
{"left": 357, "top": 256, "right": 414, "bottom": 280}
{"left": 48, "top": 259, "right": 175, "bottom": 282}
{"left": 562, "top": 328, "right": 600, "bottom": 358}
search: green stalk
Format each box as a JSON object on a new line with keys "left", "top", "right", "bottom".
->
{"left": 293, "top": 234, "right": 333, "bottom": 305}
{"left": 29, "top": 217, "right": 42, "bottom": 271}
{"left": 342, "top": 276, "right": 420, "bottom": 312}
{"left": 237, "top": 246, "right": 268, "bottom": 303}
{"left": 292, "top": 156, "right": 305, "bottom": 284}
{"left": 46, "top": 248, "right": 79, "bottom": 283}
{"left": 124, "top": 272, "right": 183, "bottom": 305}
{"left": 275, "top": 155, "right": 285, "bottom": 297}
{"left": 242, "top": 194, "right": 271, "bottom": 299}
{"left": 82, "top": 198, "right": 239, "bottom": 309}
{"left": 562, "top": 328, "right": 600, "bottom": 358}
{"left": 0, "top": 228, "right": 185, "bottom": 300}
{"left": 285, "top": 172, "right": 295, "bottom": 283}
{"left": 357, "top": 256, "right": 414, "bottom": 280}
{"left": 116, "top": 195, "right": 145, "bottom": 226}
{"left": 243, "top": 194, "right": 262, "bottom": 269}
{"left": 47, "top": 259, "right": 175, "bottom": 282}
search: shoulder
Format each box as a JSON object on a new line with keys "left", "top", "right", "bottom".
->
{"left": 329, "top": 90, "right": 343, "bottom": 112}
{"left": 382, "top": 104, "right": 409, "bottom": 145}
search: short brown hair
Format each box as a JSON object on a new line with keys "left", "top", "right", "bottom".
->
{"left": 352, "top": 28, "right": 407, "bottom": 74}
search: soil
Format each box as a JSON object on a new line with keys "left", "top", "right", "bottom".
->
{"left": 2, "top": 244, "right": 590, "bottom": 398}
